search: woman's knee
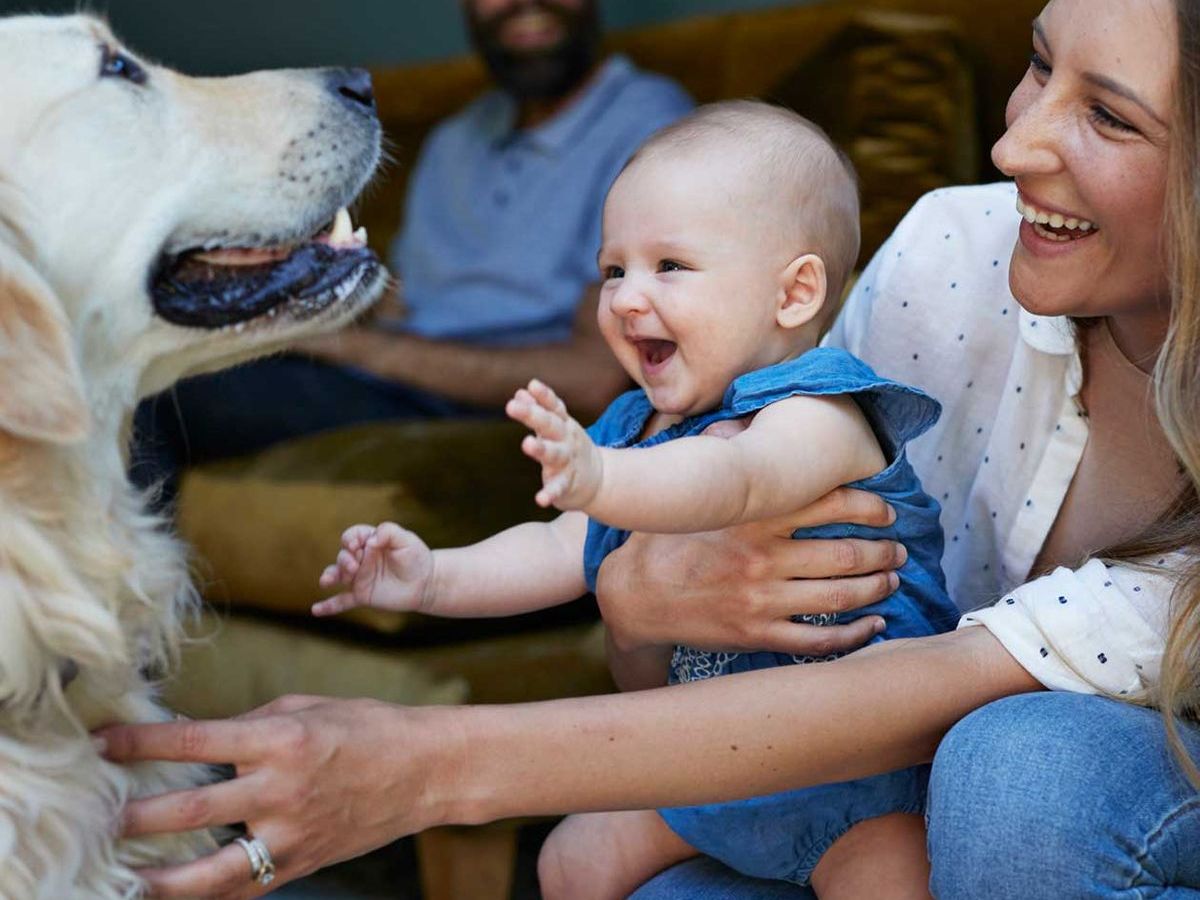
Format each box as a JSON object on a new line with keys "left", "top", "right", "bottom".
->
{"left": 927, "top": 693, "right": 1200, "bottom": 897}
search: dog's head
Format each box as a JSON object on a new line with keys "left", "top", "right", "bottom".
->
{"left": 0, "top": 14, "right": 386, "bottom": 441}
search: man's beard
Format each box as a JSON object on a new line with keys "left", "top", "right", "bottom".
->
{"left": 468, "top": 1, "right": 601, "bottom": 102}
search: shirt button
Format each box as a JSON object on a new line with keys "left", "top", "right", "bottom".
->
{"left": 493, "top": 189, "right": 510, "bottom": 208}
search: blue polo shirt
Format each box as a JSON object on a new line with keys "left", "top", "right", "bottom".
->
{"left": 388, "top": 55, "right": 693, "bottom": 346}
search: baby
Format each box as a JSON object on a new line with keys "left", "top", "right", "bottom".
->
{"left": 318, "top": 101, "right": 956, "bottom": 898}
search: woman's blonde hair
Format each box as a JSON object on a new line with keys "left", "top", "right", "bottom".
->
{"left": 1104, "top": 0, "right": 1200, "bottom": 786}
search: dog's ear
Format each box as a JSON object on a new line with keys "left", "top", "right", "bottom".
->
{"left": 0, "top": 245, "right": 89, "bottom": 444}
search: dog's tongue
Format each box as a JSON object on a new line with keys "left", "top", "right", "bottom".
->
{"left": 190, "top": 209, "right": 369, "bottom": 267}
{"left": 192, "top": 246, "right": 295, "bottom": 266}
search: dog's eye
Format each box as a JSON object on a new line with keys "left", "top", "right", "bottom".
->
{"left": 100, "top": 47, "right": 147, "bottom": 86}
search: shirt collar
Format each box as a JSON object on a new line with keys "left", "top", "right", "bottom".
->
{"left": 1019, "top": 307, "right": 1083, "bottom": 397}
{"left": 487, "top": 54, "right": 633, "bottom": 155}
{"left": 1018, "top": 306, "right": 1076, "bottom": 356}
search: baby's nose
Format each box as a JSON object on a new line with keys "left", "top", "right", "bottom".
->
{"left": 611, "top": 280, "right": 651, "bottom": 315}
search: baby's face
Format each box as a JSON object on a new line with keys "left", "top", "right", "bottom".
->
{"left": 597, "top": 154, "right": 797, "bottom": 417}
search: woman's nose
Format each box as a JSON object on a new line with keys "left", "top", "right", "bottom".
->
{"left": 991, "top": 90, "right": 1065, "bottom": 178}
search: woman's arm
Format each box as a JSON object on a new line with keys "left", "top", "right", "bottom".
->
{"left": 455, "top": 627, "right": 1039, "bottom": 820}
{"left": 98, "top": 627, "right": 1038, "bottom": 898}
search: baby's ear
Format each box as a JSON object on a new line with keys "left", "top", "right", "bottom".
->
{"left": 776, "top": 253, "right": 827, "bottom": 330}
{"left": 0, "top": 244, "right": 90, "bottom": 444}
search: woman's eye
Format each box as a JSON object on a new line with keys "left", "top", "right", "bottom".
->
{"left": 101, "top": 49, "right": 147, "bottom": 86}
{"left": 658, "top": 260, "right": 686, "bottom": 273}
{"left": 603, "top": 265, "right": 624, "bottom": 280}
{"left": 1029, "top": 50, "right": 1051, "bottom": 77}
{"left": 1088, "top": 104, "right": 1137, "bottom": 133}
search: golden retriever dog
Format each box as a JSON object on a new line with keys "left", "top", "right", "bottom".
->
{"left": 0, "top": 14, "right": 385, "bottom": 898}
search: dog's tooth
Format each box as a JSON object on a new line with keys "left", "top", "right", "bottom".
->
{"left": 353, "top": 226, "right": 368, "bottom": 244}
{"left": 329, "top": 208, "right": 353, "bottom": 244}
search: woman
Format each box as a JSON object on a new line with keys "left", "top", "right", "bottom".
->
{"left": 100, "top": 0, "right": 1200, "bottom": 896}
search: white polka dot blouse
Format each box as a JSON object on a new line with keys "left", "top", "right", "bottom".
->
{"left": 824, "top": 183, "right": 1174, "bottom": 696}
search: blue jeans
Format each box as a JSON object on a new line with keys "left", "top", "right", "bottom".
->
{"left": 632, "top": 693, "right": 1200, "bottom": 898}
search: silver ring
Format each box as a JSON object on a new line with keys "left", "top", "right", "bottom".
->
{"left": 234, "top": 835, "right": 277, "bottom": 887}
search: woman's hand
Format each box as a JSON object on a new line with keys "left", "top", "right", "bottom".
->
{"left": 596, "top": 486, "right": 906, "bottom": 663}
{"left": 96, "top": 696, "right": 457, "bottom": 899}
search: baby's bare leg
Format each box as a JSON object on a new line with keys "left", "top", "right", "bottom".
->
{"left": 810, "top": 812, "right": 932, "bottom": 900}
{"left": 538, "top": 809, "right": 698, "bottom": 900}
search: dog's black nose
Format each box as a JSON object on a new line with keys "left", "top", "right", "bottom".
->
{"left": 329, "top": 68, "right": 375, "bottom": 111}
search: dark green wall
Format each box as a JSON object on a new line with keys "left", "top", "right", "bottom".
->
{"left": 0, "top": 1, "right": 813, "bottom": 74}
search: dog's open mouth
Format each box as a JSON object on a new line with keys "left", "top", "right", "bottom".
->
{"left": 150, "top": 208, "right": 380, "bottom": 329}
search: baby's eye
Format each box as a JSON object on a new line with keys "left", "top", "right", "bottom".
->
{"left": 1029, "top": 50, "right": 1051, "bottom": 78}
{"left": 603, "top": 265, "right": 625, "bottom": 280}
{"left": 658, "top": 260, "right": 687, "bottom": 273}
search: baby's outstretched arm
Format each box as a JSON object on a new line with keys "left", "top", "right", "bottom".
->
{"left": 314, "top": 513, "right": 591, "bottom": 619}
{"left": 514, "top": 392, "right": 887, "bottom": 534}
{"left": 506, "top": 379, "right": 604, "bottom": 511}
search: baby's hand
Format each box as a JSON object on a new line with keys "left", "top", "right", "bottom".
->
{"left": 506, "top": 379, "right": 603, "bottom": 511}
{"left": 313, "top": 522, "right": 435, "bottom": 616}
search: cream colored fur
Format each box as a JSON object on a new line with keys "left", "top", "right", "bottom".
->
{"left": 0, "top": 15, "right": 384, "bottom": 898}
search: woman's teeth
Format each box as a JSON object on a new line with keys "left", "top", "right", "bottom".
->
{"left": 1016, "top": 196, "right": 1098, "bottom": 242}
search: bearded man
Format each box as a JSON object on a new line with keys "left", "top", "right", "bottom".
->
{"left": 134, "top": 0, "right": 692, "bottom": 497}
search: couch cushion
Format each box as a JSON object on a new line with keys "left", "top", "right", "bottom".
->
{"left": 163, "top": 613, "right": 613, "bottom": 716}
{"left": 164, "top": 612, "right": 470, "bottom": 718}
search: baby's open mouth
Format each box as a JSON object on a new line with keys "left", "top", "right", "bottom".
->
{"left": 634, "top": 338, "right": 677, "bottom": 372}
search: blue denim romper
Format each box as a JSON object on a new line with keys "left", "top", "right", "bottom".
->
{"left": 583, "top": 347, "right": 957, "bottom": 886}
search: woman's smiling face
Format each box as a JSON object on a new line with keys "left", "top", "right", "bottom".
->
{"left": 993, "top": 0, "right": 1176, "bottom": 321}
